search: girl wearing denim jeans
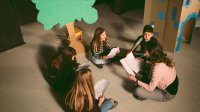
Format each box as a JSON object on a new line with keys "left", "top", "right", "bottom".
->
{"left": 65, "top": 68, "right": 118, "bottom": 112}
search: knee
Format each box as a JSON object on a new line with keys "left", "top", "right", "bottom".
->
{"left": 133, "top": 87, "right": 147, "bottom": 101}
{"left": 133, "top": 87, "right": 143, "bottom": 96}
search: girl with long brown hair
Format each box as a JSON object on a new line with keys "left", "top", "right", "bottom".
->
{"left": 88, "top": 27, "right": 120, "bottom": 68}
{"left": 128, "top": 39, "right": 179, "bottom": 102}
{"left": 49, "top": 46, "right": 78, "bottom": 92}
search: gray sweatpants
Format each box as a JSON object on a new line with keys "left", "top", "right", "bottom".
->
{"left": 133, "top": 87, "right": 175, "bottom": 102}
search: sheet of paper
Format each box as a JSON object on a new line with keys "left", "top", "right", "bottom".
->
{"left": 80, "top": 61, "right": 90, "bottom": 68}
{"left": 94, "top": 79, "right": 111, "bottom": 99}
{"left": 126, "top": 52, "right": 135, "bottom": 60}
{"left": 107, "top": 47, "right": 120, "bottom": 58}
{"left": 120, "top": 59, "right": 135, "bottom": 76}
{"left": 120, "top": 52, "right": 143, "bottom": 75}
{"left": 126, "top": 52, "right": 143, "bottom": 73}
{"left": 76, "top": 61, "right": 90, "bottom": 71}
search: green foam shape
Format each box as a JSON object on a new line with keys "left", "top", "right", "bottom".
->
{"left": 32, "top": 0, "right": 98, "bottom": 30}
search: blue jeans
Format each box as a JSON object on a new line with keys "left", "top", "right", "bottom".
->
{"left": 100, "top": 99, "right": 113, "bottom": 112}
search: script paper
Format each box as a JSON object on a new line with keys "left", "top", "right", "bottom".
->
{"left": 120, "top": 52, "right": 143, "bottom": 76}
{"left": 107, "top": 47, "right": 120, "bottom": 58}
{"left": 94, "top": 79, "right": 111, "bottom": 99}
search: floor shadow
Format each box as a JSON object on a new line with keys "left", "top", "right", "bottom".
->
{"left": 36, "top": 43, "right": 68, "bottom": 111}
{"left": 107, "top": 63, "right": 136, "bottom": 94}
{"left": 51, "top": 24, "right": 66, "bottom": 37}
{"left": 120, "top": 14, "right": 143, "bottom": 27}
{"left": 111, "top": 22, "right": 136, "bottom": 43}
{"left": 83, "top": 44, "right": 90, "bottom": 60}
{"left": 49, "top": 88, "right": 67, "bottom": 110}
{"left": 37, "top": 44, "right": 56, "bottom": 84}
{"left": 117, "top": 15, "right": 143, "bottom": 38}
{"left": 80, "top": 32, "right": 93, "bottom": 61}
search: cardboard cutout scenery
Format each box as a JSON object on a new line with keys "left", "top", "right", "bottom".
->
{"left": 32, "top": 0, "right": 98, "bottom": 54}
{"left": 32, "top": 0, "right": 98, "bottom": 30}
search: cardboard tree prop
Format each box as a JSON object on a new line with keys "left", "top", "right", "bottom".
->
{"left": 32, "top": 0, "right": 98, "bottom": 54}
{"left": 143, "top": 0, "right": 200, "bottom": 53}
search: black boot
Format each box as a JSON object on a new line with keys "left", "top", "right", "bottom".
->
{"left": 96, "top": 64, "right": 103, "bottom": 69}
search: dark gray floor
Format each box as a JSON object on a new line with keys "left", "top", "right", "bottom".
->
{"left": 0, "top": 3, "right": 200, "bottom": 112}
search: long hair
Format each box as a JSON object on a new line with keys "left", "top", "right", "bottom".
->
{"left": 51, "top": 46, "right": 77, "bottom": 70}
{"left": 65, "top": 68, "right": 95, "bottom": 112}
{"left": 145, "top": 38, "right": 174, "bottom": 68}
{"left": 62, "top": 46, "right": 79, "bottom": 69}
{"left": 64, "top": 46, "right": 76, "bottom": 57}
{"left": 90, "top": 27, "right": 109, "bottom": 51}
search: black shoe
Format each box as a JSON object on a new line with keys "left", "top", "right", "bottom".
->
{"left": 96, "top": 64, "right": 103, "bottom": 69}
{"left": 109, "top": 99, "right": 118, "bottom": 110}
{"left": 134, "top": 95, "right": 147, "bottom": 101}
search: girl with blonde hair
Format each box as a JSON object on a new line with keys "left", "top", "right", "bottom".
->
{"left": 65, "top": 68, "right": 118, "bottom": 112}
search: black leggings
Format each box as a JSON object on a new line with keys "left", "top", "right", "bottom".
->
{"left": 166, "top": 75, "right": 179, "bottom": 95}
